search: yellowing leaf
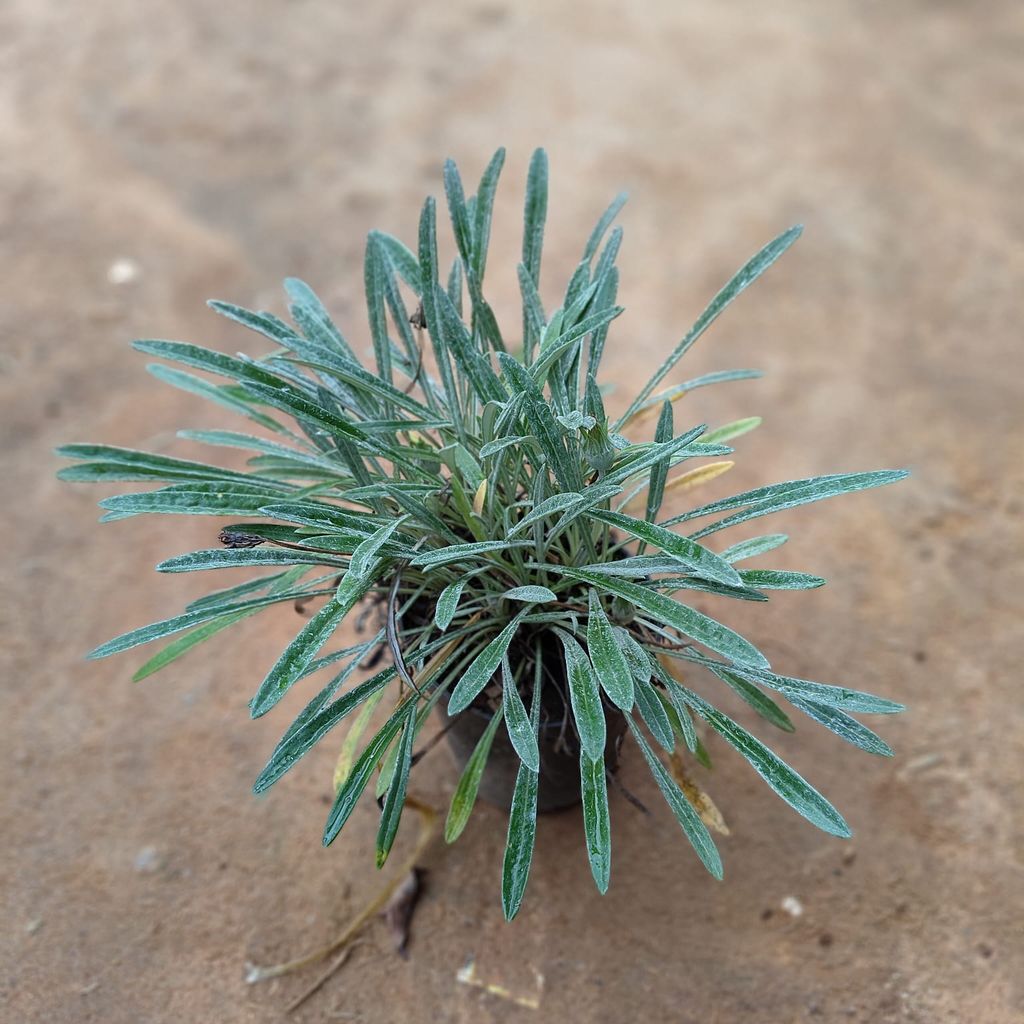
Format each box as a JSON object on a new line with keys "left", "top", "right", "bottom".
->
{"left": 472, "top": 478, "right": 488, "bottom": 516}
{"left": 333, "top": 689, "right": 385, "bottom": 791}
{"left": 670, "top": 750, "right": 730, "bottom": 835}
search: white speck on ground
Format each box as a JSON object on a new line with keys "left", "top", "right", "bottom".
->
{"left": 106, "top": 258, "right": 140, "bottom": 285}
{"left": 781, "top": 896, "right": 804, "bottom": 918}
{"left": 134, "top": 846, "right": 163, "bottom": 873}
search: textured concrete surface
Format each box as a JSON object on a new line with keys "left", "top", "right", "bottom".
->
{"left": 2, "top": 2, "right": 1022, "bottom": 1021}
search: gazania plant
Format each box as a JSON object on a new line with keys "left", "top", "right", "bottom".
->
{"left": 59, "top": 148, "right": 906, "bottom": 919}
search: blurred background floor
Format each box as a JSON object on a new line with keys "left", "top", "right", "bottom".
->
{"left": 1, "top": 2, "right": 1022, "bottom": 1021}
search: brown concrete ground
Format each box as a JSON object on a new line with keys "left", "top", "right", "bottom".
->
{"left": 2, "top": 2, "right": 1022, "bottom": 1021}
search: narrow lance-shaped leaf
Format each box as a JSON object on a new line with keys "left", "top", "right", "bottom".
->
{"left": 132, "top": 608, "right": 258, "bottom": 682}
{"left": 585, "top": 508, "right": 743, "bottom": 587}
{"left": 445, "top": 705, "right": 505, "bottom": 843}
{"left": 502, "top": 656, "right": 542, "bottom": 920}
{"left": 556, "top": 630, "right": 606, "bottom": 761}
{"left": 627, "top": 716, "right": 723, "bottom": 878}
{"left": 720, "top": 534, "right": 788, "bottom": 563}
{"left": 471, "top": 147, "right": 506, "bottom": 282}
{"left": 586, "top": 589, "right": 634, "bottom": 711}
{"left": 284, "top": 277, "right": 357, "bottom": 362}
{"left": 521, "top": 148, "right": 548, "bottom": 362}
{"left": 145, "top": 363, "right": 287, "bottom": 433}
{"left": 498, "top": 353, "right": 582, "bottom": 491}
{"left": 633, "top": 674, "right": 676, "bottom": 752}
{"left": 643, "top": 400, "right": 674, "bottom": 529}
{"left": 661, "top": 470, "right": 910, "bottom": 533}
{"left": 434, "top": 579, "right": 466, "bottom": 631}
{"left": 376, "top": 701, "right": 419, "bottom": 867}
{"left": 551, "top": 567, "right": 770, "bottom": 671}
{"left": 676, "top": 684, "right": 851, "bottom": 837}
{"left": 701, "top": 417, "right": 762, "bottom": 444}
{"left": 501, "top": 657, "right": 540, "bottom": 772}
{"left": 448, "top": 617, "right": 523, "bottom": 715}
{"left": 249, "top": 596, "right": 349, "bottom": 719}
{"left": 581, "top": 750, "right": 611, "bottom": 893}
{"left": 255, "top": 665, "right": 397, "bottom": 794}
{"left": 87, "top": 583, "right": 338, "bottom": 660}
{"left": 502, "top": 586, "right": 558, "bottom": 604}
{"left": 785, "top": 697, "right": 894, "bottom": 757}
{"left": 157, "top": 548, "right": 349, "bottom": 574}
{"left": 324, "top": 696, "right": 414, "bottom": 846}
{"left": 617, "top": 225, "right": 803, "bottom": 427}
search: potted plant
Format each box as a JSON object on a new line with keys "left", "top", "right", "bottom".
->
{"left": 59, "top": 148, "right": 906, "bottom": 920}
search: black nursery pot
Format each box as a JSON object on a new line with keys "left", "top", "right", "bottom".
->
{"left": 443, "top": 701, "right": 627, "bottom": 812}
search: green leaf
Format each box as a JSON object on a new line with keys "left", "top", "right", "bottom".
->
{"left": 479, "top": 435, "right": 531, "bottom": 458}
{"left": 582, "top": 191, "right": 628, "bottom": 262}
{"left": 786, "top": 697, "right": 894, "bottom": 756}
{"left": 556, "top": 631, "right": 606, "bottom": 761}
{"left": 376, "top": 701, "right": 418, "bottom": 867}
{"left": 185, "top": 570, "right": 290, "bottom": 612}
{"left": 677, "top": 652, "right": 904, "bottom": 715}
{"left": 509, "top": 485, "right": 619, "bottom": 538}
{"left": 617, "top": 225, "right": 803, "bottom": 426}
{"left": 501, "top": 658, "right": 539, "bottom": 772}
{"left": 88, "top": 584, "right": 335, "bottom": 660}
{"left": 132, "top": 338, "right": 285, "bottom": 386}
{"left": 249, "top": 597, "right": 348, "bottom": 718}
{"left": 603, "top": 425, "right": 712, "bottom": 486}
{"left": 498, "top": 354, "right": 582, "bottom": 491}
{"left": 711, "top": 666, "right": 795, "bottom": 732}
{"left": 517, "top": 264, "right": 546, "bottom": 352}
{"left": 586, "top": 590, "right": 634, "bottom": 711}
{"left": 521, "top": 149, "right": 548, "bottom": 362}
{"left": 156, "top": 548, "right": 348, "bottom": 574}
{"left": 56, "top": 444, "right": 268, "bottom": 485}
{"left": 471, "top": 147, "right": 506, "bottom": 282}
{"left": 324, "top": 696, "right": 413, "bottom": 846}
{"left": 740, "top": 569, "right": 825, "bottom": 590}
{"left": 364, "top": 233, "right": 393, "bottom": 385}
{"left": 288, "top": 354, "right": 437, "bottom": 421}
{"left": 238, "top": 379, "right": 370, "bottom": 445}
{"left": 442, "top": 157, "right": 473, "bottom": 266}
{"left": 637, "top": 369, "right": 763, "bottom": 411}
{"left": 661, "top": 470, "right": 910, "bottom": 535}
{"left": 207, "top": 300, "right": 299, "bottom": 345}
{"left": 580, "top": 752, "right": 611, "bottom": 893}
{"left": 585, "top": 509, "right": 743, "bottom": 587}
{"left": 502, "top": 586, "right": 558, "bottom": 604}
{"left": 433, "top": 285, "right": 507, "bottom": 403}
{"left": 551, "top": 568, "right": 770, "bottom": 670}
{"left": 720, "top": 534, "right": 788, "bottom": 563}
{"left": 284, "top": 277, "right": 356, "bottom": 362}
{"left": 502, "top": 664, "right": 542, "bottom": 920}
{"left": 370, "top": 235, "right": 420, "bottom": 291}
{"left": 643, "top": 401, "right": 674, "bottom": 528}
{"left": 434, "top": 579, "right": 466, "bottom": 631}
{"left": 633, "top": 675, "right": 675, "bottom": 752}
{"left": 411, "top": 540, "right": 530, "bottom": 570}
{"left": 448, "top": 618, "right": 523, "bottom": 715}
{"left": 99, "top": 482, "right": 294, "bottom": 518}
{"left": 529, "top": 305, "right": 624, "bottom": 384}
{"left": 131, "top": 608, "right": 257, "bottom": 682}
{"left": 254, "top": 666, "right": 397, "bottom": 793}
{"left": 701, "top": 417, "right": 762, "bottom": 444}
{"left": 333, "top": 688, "right": 386, "bottom": 790}
{"left": 444, "top": 705, "right": 505, "bottom": 843}
{"left": 627, "top": 716, "right": 722, "bottom": 878}
{"left": 145, "top": 363, "right": 286, "bottom": 433}
{"left": 678, "top": 686, "right": 851, "bottom": 838}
